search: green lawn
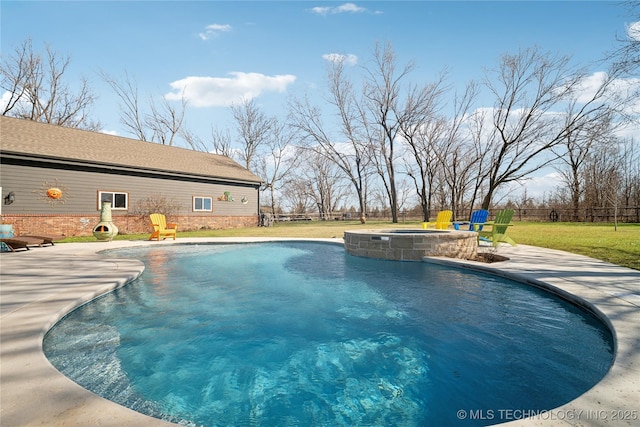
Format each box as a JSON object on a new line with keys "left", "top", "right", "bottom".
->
{"left": 507, "top": 222, "right": 640, "bottom": 271}
{"left": 65, "top": 220, "right": 640, "bottom": 271}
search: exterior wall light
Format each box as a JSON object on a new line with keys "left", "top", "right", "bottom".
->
{"left": 4, "top": 192, "right": 15, "bottom": 205}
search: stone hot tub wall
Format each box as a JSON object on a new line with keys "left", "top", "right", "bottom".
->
{"left": 343, "top": 229, "right": 478, "bottom": 261}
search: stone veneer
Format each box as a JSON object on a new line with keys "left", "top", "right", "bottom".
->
{"left": 344, "top": 229, "right": 478, "bottom": 261}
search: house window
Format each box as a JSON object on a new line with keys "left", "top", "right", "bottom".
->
{"left": 98, "top": 191, "right": 128, "bottom": 210}
{"left": 193, "top": 196, "right": 212, "bottom": 212}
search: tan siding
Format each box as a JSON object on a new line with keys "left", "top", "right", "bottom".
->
{"left": 0, "top": 163, "right": 258, "bottom": 216}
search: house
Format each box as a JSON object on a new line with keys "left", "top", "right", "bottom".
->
{"left": 0, "top": 116, "right": 263, "bottom": 237}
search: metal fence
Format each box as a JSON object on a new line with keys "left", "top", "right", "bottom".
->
{"left": 505, "top": 207, "right": 640, "bottom": 223}
{"left": 272, "top": 207, "right": 640, "bottom": 223}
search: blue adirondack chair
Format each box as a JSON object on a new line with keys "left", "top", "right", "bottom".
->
{"left": 454, "top": 209, "right": 490, "bottom": 232}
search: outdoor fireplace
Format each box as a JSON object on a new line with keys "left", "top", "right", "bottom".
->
{"left": 93, "top": 201, "right": 119, "bottom": 241}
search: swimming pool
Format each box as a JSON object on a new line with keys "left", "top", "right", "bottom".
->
{"left": 44, "top": 242, "right": 614, "bottom": 426}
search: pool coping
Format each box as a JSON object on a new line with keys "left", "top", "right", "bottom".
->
{"left": 1, "top": 238, "right": 638, "bottom": 426}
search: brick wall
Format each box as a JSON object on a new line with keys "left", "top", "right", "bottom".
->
{"left": 0, "top": 214, "right": 259, "bottom": 237}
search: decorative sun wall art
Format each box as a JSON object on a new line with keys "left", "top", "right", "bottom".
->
{"left": 34, "top": 178, "right": 70, "bottom": 207}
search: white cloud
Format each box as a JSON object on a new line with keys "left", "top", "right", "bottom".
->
{"left": 322, "top": 53, "right": 358, "bottom": 66}
{"left": 311, "top": 6, "right": 331, "bottom": 15}
{"left": 573, "top": 71, "right": 640, "bottom": 111}
{"left": 574, "top": 71, "right": 608, "bottom": 104}
{"left": 99, "top": 129, "right": 119, "bottom": 136}
{"left": 627, "top": 21, "right": 640, "bottom": 41}
{"left": 336, "top": 3, "right": 366, "bottom": 13}
{"left": 0, "top": 91, "right": 13, "bottom": 111}
{"left": 505, "top": 170, "right": 563, "bottom": 200}
{"left": 311, "top": 3, "right": 367, "bottom": 16}
{"left": 616, "top": 122, "right": 640, "bottom": 141}
{"left": 165, "top": 72, "right": 296, "bottom": 107}
{"left": 198, "top": 23, "right": 232, "bottom": 41}
{"left": 610, "top": 76, "right": 640, "bottom": 112}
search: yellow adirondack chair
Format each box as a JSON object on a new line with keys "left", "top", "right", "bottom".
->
{"left": 422, "top": 210, "right": 453, "bottom": 230}
{"left": 477, "top": 209, "right": 516, "bottom": 246}
{"left": 149, "top": 213, "right": 178, "bottom": 241}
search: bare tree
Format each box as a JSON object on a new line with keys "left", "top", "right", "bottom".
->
{"left": 231, "top": 98, "right": 274, "bottom": 172}
{"left": 101, "top": 70, "right": 188, "bottom": 145}
{"left": 583, "top": 142, "right": 623, "bottom": 222}
{"left": 295, "top": 149, "right": 349, "bottom": 219}
{"left": 396, "top": 69, "right": 451, "bottom": 221}
{"left": 362, "top": 42, "right": 417, "bottom": 223}
{"left": 403, "top": 117, "right": 447, "bottom": 221}
{"left": 451, "top": 107, "right": 493, "bottom": 216}
{"left": 146, "top": 95, "right": 186, "bottom": 146}
{"left": 404, "top": 81, "right": 480, "bottom": 220}
{"left": 256, "top": 120, "right": 299, "bottom": 217}
{"left": 608, "top": 1, "right": 640, "bottom": 76}
{"left": 1, "top": 39, "right": 100, "bottom": 130}
{"left": 280, "top": 177, "right": 316, "bottom": 215}
{"left": 100, "top": 70, "right": 148, "bottom": 140}
{"left": 580, "top": 136, "right": 640, "bottom": 226}
{"left": 288, "top": 57, "right": 373, "bottom": 221}
{"left": 207, "top": 128, "right": 234, "bottom": 157}
{"left": 440, "top": 84, "right": 483, "bottom": 219}
{"left": 180, "top": 126, "right": 209, "bottom": 152}
{"left": 394, "top": 177, "right": 415, "bottom": 216}
{"left": 617, "top": 138, "right": 640, "bottom": 215}
{"left": 553, "top": 105, "right": 616, "bottom": 221}
{"left": 369, "top": 185, "right": 391, "bottom": 216}
{"left": 0, "top": 40, "right": 33, "bottom": 116}
{"left": 479, "top": 46, "right": 616, "bottom": 209}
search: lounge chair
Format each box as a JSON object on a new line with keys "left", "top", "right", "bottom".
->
{"left": 454, "top": 209, "right": 490, "bottom": 231}
{"left": 422, "top": 210, "right": 453, "bottom": 230}
{"left": 0, "top": 237, "right": 46, "bottom": 251}
{"left": 21, "top": 233, "right": 65, "bottom": 246}
{"left": 477, "top": 209, "right": 516, "bottom": 247}
{"left": 149, "top": 213, "right": 178, "bottom": 241}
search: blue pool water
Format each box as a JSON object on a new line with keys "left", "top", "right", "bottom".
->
{"left": 44, "top": 242, "right": 613, "bottom": 426}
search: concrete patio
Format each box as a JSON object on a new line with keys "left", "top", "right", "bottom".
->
{"left": 1, "top": 238, "right": 638, "bottom": 426}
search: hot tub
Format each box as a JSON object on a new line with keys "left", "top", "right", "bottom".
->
{"left": 343, "top": 229, "right": 478, "bottom": 261}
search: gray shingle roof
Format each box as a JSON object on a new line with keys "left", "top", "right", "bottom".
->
{"left": 0, "top": 116, "right": 262, "bottom": 184}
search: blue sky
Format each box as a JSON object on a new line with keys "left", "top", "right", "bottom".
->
{"left": 2, "top": 1, "right": 638, "bottom": 198}
{"left": 2, "top": 1, "right": 634, "bottom": 132}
